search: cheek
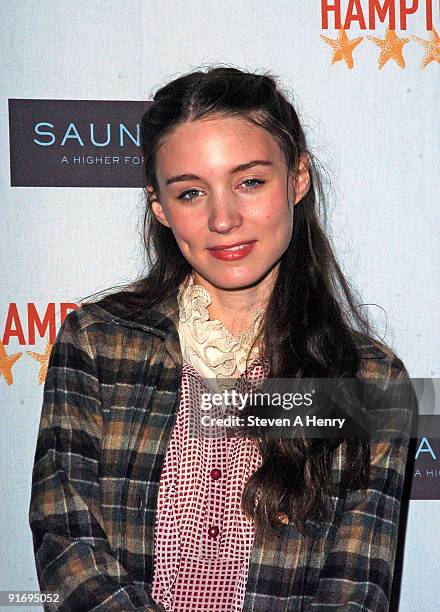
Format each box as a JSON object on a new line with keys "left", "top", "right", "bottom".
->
{"left": 253, "top": 185, "right": 289, "bottom": 220}
{"left": 257, "top": 197, "right": 291, "bottom": 226}
{"left": 262, "top": 201, "right": 294, "bottom": 244}
{"left": 167, "top": 212, "right": 204, "bottom": 244}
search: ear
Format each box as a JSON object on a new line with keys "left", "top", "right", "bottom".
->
{"left": 146, "top": 185, "right": 171, "bottom": 228}
{"left": 292, "top": 152, "right": 310, "bottom": 205}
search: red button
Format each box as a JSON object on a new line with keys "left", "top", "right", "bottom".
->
{"left": 210, "top": 468, "right": 222, "bottom": 480}
{"left": 208, "top": 525, "right": 219, "bottom": 539}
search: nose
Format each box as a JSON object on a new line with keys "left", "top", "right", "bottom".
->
{"left": 207, "top": 194, "right": 243, "bottom": 234}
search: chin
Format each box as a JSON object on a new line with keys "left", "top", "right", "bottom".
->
{"left": 199, "top": 267, "right": 275, "bottom": 291}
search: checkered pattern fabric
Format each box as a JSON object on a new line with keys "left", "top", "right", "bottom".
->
{"left": 152, "top": 360, "right": 269, "bottom": 611}
{"left": 28, "top": 296, "right": 417, "bottom": 611}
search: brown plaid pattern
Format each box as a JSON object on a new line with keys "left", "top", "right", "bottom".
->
{"left": 29, "top": 295, "right": 416, "bottom": 611}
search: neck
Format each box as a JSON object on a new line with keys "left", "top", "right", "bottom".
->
{"left": 191, "top": 267, "right": 277, "bottom": 337}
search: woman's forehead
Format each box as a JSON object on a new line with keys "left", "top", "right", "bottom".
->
{"left": 155, "top": 116, "right": 284, "bottom": 179}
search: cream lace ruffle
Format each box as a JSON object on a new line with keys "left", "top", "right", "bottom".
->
{"left": 177, "top": 273, "right": 265, "bottom": 390}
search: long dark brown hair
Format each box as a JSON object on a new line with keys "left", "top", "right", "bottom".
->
{"left": 83, "top": 65, "right": 385, "bottom": 541}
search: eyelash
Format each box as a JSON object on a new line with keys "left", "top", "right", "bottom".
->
{"left": 177, "top": 178, "right": 265, "bottom": 202}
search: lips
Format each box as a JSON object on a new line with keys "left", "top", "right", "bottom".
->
{"left": 208, "top": 240, "right": 256, "bottom": 251}
{"left": 208, "top": 240, "right": 257, "bottom": 261}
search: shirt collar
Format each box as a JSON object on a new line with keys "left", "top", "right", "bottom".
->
{"left": 79, "top": 274, "right": 385, "bottom": 361}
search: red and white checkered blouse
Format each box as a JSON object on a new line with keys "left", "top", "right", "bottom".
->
{"left": 151, "top": 357, "right": 270, "bottom": 612}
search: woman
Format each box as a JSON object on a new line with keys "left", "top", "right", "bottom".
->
{"left": 29, "top": 66, "right": 415, "bottom": 611}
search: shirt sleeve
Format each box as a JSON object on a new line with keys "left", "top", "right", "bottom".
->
{"left": 307, "top": 361, "right": 417, "bottom": 612}
{"left": 28, "top": 309, "right": 163, "bottom": 611}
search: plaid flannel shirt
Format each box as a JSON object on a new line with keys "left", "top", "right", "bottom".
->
{"left": 29, "top": 294, "right": 416, "bottom": 611}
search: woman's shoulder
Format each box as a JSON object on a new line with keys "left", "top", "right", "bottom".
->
{"left": 55, "top": 291, "right": 170, "bottom": 355}
{"left": 351, "top": 330, "right": 397, "bottom": 360}
{"left": 57, "top": 299, "right": 127, "bottom": 339}
{"left": 51, "top": 296, "right": 176, "bottom": 380}
{"left": 62, "top": 288, "right": 178, "bottom": 336}
{"left": 351, "top": 330, "right": 410, "bottom": 390}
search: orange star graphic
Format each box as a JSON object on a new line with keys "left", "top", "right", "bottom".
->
{"left": 412, "top": 27, "right": 440, "bottom": 68}
{"left": 367, "top": 28, "right": 410, "bottom": 69}
{"left": 320, "top": 28, "right": 364, "bottom": 69}
{"left": 0, "top": 342, "right": 23, "bottom": 385}
{"left": 27, "top": 342, "right": 53, "bottom": 385}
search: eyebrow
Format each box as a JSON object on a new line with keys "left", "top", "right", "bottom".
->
{"left": 165, "top": 160, "right": 273, "bottom": 186}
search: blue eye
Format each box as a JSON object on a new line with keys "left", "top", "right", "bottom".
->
{"left": 242, "top": 179, "right": 264, "bottom": 189}
{"left": 177, "top": 179, "right": 264, "bottom": 202}
{"left": 178, "top": 189, "right": 202, "bottom": 201}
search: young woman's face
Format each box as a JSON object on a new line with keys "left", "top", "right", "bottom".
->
{"left": 148, "top": 113, "right": 309, "bottom": 291}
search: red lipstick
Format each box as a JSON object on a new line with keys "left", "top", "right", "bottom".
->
{"left": 208, "top": 240, "right": 256, "bottom": 261}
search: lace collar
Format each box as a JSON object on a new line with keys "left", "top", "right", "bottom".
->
{"left": 176, "top": 272, "right": 265, "bottom": 387}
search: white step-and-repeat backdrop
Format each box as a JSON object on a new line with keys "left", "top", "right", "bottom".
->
{"left": 1, "top": 1, "right": 439, "bottom": 609}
